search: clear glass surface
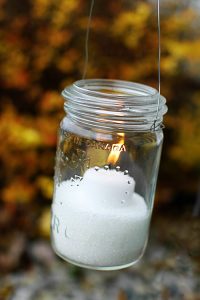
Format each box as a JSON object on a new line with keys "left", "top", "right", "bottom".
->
{"left": 51, "top": 120, "right": 163, "bottom": 270}
{"left": 51, "top": 79, "right": 166, "bottom": 270}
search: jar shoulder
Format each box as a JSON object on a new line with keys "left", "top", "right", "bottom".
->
{"left": 60, "top": 116, "right": 164, "bottom": 146}
{"left": 61, "top": 117, "right": 114, "bottom": 141}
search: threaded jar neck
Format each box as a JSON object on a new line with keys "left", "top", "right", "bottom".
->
{"left": 62, "top": 79, "right": 167, "bottom": 132}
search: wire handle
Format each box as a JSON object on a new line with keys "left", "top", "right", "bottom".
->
{"left": 83, "top": 0, "right": 162, "bottom": 131}
{"left": 82, "top": 0, "right": 95, "bottom": 79}
{"left": 151, "top": 0, "right": 161, "bottom": 131}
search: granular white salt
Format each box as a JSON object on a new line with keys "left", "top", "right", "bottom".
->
{"left": 51, "top": 168, "right": 150, "bottom": 268}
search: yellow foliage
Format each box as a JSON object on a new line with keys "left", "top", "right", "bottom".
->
{"left": 39, "top": 209, "right": 51, "bottom": 237}
{"left": 48, "top": 30, "right": 72, "bottom": 47}
{"left": 0, "top": 0, "right": 199, "bottom": 208}
{"left": 52, "top": 0, "right": 78, "bottom": 29}
{"left": 0, "top": 106, "right": 42, "bottom": 150}
{"left": 57, "top": 49, "right": 80, "bottom": 73}
{"left": 165, "top": 39, "right": 200, "bottom": 61}
{"left": 32, "top": 46, "right": 54, "bottom": 72}
{"left": 40, "top": 91, "right": 62, "bottom": 113}
{"left": 0, "top": 46, "right": 29, "bottom": 88}
{"left": 2, "top": 179, "right": 36, "bottom": 204}
{"left": 37, "top": 176, "right": 54, "bottom": 199}
{"left": 36, "top": 116, "right": 59, "bottom": 147}
{"left": 111, "top": 3, "right": 151, "bottom": 48}
{"left": 168, "top": 97, "right": 200, "bottom": 168}
{"left": 161, "top": 57, "right": 178, "bottom": 75}
{"left": 163, "top": 8, "right": 198, "bottom": 34}
{"left": 33, "top": 0, "right": 51, "bottom": 18}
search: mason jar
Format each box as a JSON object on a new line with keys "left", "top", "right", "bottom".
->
{"left": 51, "top": 79, "right": 167, "bottom": 270}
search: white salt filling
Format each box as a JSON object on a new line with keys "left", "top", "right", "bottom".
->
{"left": 51, "top": 168, "right": 151, "bottom": 267}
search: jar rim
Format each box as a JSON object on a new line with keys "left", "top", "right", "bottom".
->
{"left": 62, "top": 79, "right": 167, "bottom": 132}
{"left": 73, "top": 79, "right": 157, "bottom": 99}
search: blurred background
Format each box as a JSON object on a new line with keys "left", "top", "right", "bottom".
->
{"left": 0, "top": 0, "right": 200, "bottom": 299}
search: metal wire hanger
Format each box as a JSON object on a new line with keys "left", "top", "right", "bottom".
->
{"left": 82, "top": 0, "right": 162, "bottom": 131}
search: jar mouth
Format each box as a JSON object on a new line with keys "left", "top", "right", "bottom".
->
{"left": 62, "top": 79, "right": 167, "bottom": 132}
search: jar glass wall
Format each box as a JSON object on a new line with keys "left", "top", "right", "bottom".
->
{"left": 51, "top": 79, "right": 167, "bottom": 270}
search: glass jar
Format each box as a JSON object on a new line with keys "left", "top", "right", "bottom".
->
{"left": 51, "top": 79, "right": 167, "bottom": 270}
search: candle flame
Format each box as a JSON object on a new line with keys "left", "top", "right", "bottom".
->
{"left": 107, "top": 133, "right": 125, "bottom": 165}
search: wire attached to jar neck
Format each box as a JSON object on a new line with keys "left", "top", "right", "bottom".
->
{"left": 157, "top": 0, "right": 161, "bottom": 96}
{"left": 151, "top": 0, "right": 161, "bottom": 131}
{"left": 82, "top": 0, "right": 162, "bottom": 130}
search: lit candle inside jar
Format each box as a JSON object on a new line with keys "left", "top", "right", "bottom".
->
{"left": 51, "top": 77, "right": 167, "bottom": 270}
{"left": 52, "top": 133, "right": 151, "bottom": 269}
{"left": 82, "top": 167, "right": 135, "bottom": 207}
